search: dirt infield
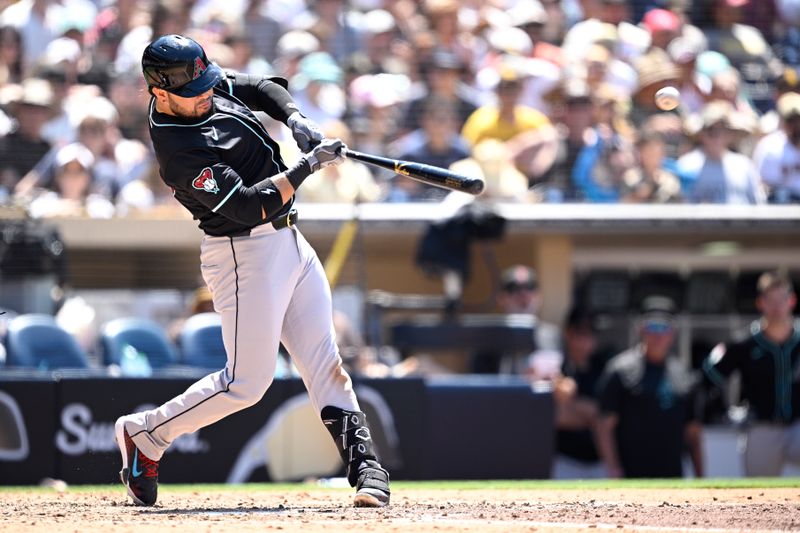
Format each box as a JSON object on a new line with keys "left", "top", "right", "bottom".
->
{"left": 2, "top": 485, "right": 800, "bottom": 532}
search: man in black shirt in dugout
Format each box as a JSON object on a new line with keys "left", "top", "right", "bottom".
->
{"left": 596, "top": 296, "right": 704, "bottom": 478}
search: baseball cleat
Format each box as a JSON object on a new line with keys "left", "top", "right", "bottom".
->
{"left": 115, "top": 416, "right": 159, "bottom": 506}
{"left": 353, "top": 459, "right": 390, "bottom": 508}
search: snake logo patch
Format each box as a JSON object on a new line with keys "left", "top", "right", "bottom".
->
{"left": 192, "top": 167, "right": 219, "bottom": 194}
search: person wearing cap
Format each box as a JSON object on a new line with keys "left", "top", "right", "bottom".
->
{"left": 290, "top": 51, "right": 346, "bottom": 126}
{"left": 471, "top": 265, "right": 561, "bottom": 374}
{"left": 702, "top": 271, "right": 800, "bottom": 476}
{"left": 401, "top": 48, "right": 477, "bottom": 135}
{"left": 667, "top": 36, "right": 711, "bottom": 116}
{"left": 27, "top": 141, "right": 115, "bottom": 218}
{"left": 703, "top": 0, "right": 783, "bottom": 114}
{"left": 113, "top": 34, "right": 391, "bottom": 509}
{"left": 677, "top": 100, "right": 765, "bottom": 204}
{"left": 0, "top": 77, "right": 54, "bottom": 194}
{"left": 461, "top": 59, "right": 553, "bottom": 147}
{"left": 551, "top": 305, "right": 613, "bottom": 479}
{"left": 752, "top": 92, "right": 800, "bottom": 203}
{"left": 620, "top": 130, "right": 683, "bottom": 203}
{"left": 595, "top": 295, "right": 704, "bottom": 478}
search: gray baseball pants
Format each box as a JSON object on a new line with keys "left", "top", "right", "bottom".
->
{"left": 124, "top": 223, "right": 359, "bottom": 460}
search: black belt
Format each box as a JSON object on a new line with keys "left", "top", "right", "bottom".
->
{"left": 229, "top": 208, "right": 298, "bottom": 237}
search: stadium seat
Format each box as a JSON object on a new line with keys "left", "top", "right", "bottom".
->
{"left": 179, "top": 312, "right": 227, "bottom": 369}
{"left": 100, "top": 317, "right": 178, "bottom": 369}
{"left": 5, "top": 314, "right": 89, "bottom": 369}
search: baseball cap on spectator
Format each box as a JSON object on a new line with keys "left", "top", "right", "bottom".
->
{"left": 721, "top": 0, "right": 749, "bottom": 6}
{"left": 486, "top": 26, "right": 533, "bottom": 55}
{"left": 363, "top": 9, "right": 396, "bottom": 34}
{"left": 295, "top": 52, "right": 342, "bottom": 87}
{"left": 14, "top": 77, "right": 55, "bottom": 108}
{"left": 696, "top": 51, "right": 731, "bottom": 79}
{"left": 667, "top": 36, "right": 702, "bottom": 65}
{"left": 501, "top": 265, "right": 538, "bottom": 293}
{"left": 276, "top": 30, "right": 320, "bottom": 60}
{"left": 685, "top": 100, "right": 734, "bottom": 136}
{"left": 55, "top": 142, "right": 95, "bottom": 171}
{"left": 641, "top": 9, "right": 681, "bottom": 35}
{"left": 509, "top": 0, "right": 548, "bottom": 27}
{"left": 777, "top": 92, "right": 800, "bottom": 120}
{"left": 635, "top": 49, "right": 680, "bottom": 91}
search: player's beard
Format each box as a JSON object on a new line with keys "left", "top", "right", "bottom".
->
{"left": 168, "top": 94, "right": 214, "bottom": 119}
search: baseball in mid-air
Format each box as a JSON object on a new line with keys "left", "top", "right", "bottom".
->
{"left": 655, "top": 86, "right": 681, "bottom": 111}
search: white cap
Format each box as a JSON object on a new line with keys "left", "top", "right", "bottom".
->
{"left": 55, "top": 142, "right": 94, "bottom": 170}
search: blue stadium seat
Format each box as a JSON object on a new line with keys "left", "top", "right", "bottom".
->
{"left": 179, "top": 312, "right": 227, "bottom": 369}
{"left": 100, "top": 317, "right": 178, "bottom": 369}
{"left": 5, "top": 314, "right": 89, "bottom": 369}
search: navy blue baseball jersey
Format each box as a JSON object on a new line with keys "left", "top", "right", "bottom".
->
{"left": 148, "top": 73, "right": 293, "bottom": 237}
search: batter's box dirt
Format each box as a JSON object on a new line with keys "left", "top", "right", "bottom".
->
{"left": 1, "top": 486, "right": 800, "bottom": 532}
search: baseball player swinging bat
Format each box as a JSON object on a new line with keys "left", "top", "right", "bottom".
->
{"left": 343, "top": 149, "right": 485, "bottom": 196}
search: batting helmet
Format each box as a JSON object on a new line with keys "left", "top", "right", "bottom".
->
{"left": 142, "top": 34, "right": 224, "bottom": 97}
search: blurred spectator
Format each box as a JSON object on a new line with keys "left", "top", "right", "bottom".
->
{"left": 291, "top": 51, "right": 346, "bottom": 127}
{"left": 538, "top": 81, "right": 595, "bottom": 201}
{"left": 678, "top": 100, "right": 765, "bottom": 204}
{"left": 402, "top": 49, "right": 477, "bottom": 135}
{"left": 551, "top": 306, "right": 611, "bottom": 480}
{"left": 448, "top": 139, "right": 531, "bottom": 202}
{"left": 0, "top": 24, "right": 22, "bottom": 84}
{"left": 299, "top": 0, "right": 363, "bottom": 63}
{"left": 708, "top": 67, "right": 759, "bottom": 124}
{"left": 510, "top": 0, "right": 564, "bottom": 67}
{"left": 759, "top": 67, "right": 800, "bottom": 135}
{"left": 296, "top": 121, "right": 382, "bottom": 203}
{"left": 114, "top": 0, "right": 190, "bottom": 76}
{"left": 273, "top": 29, "right": 320, "bottom": 79}
{"left": 387, "top": 96, "right": 470, "bottom": 202}
{"left": 220, "top": 33, "right": 273, "bottom": 76}
{"left": 27, "top": 142, "right": 115, "bottom": 218}
{"left": 774, "top": 0, "right": 800, "bottom": 67}
{"left": 595, "top": 295, "right": 704, "bottom": 478}
{"left": 641, "top": 8, "right": 681, "bottom": 52}
{"left": 620, "top": 131, "right": 683, "bottom": 203}
{"left": 0, "top": 77, "right": 54, "bottom": 197}
{"left": 242, "top": 0, "right": 285, "bottom": 64}
{"left": 667, "top": 35, "right": 711, "bottom": 115}
{"left": 753, "top": 92, "right": 800, "bottom": 203}
{"left": 702, "top": 0, "right": 783, "bottom": 114}
{"left": 423, "top": 0, "right": 474, "bottom": 69}
{"left": 702, "top": 271, "right": 800, "bottom": 476}
{"left": 471, "top": 265, "right": 561, "bottom": 375}
{"left": 571, "top": 85, "right": 636, "bottom": 202}
{"left": 349, "top": 72, "right": 409, "bottom": 162}
{"left": 461, "top": 62, "right": 553, "bottom": 146}
{"left": 630, "top": 48, "right": 681, "bottom": 126}
{"left": 0, "top": 0, "right": 59, "bottom": 75}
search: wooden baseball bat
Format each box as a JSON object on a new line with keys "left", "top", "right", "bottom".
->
{"left": 343, "top": 149, "right": 485, "bottom": 196}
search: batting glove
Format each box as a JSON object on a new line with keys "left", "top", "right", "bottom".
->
{"left": 305, "top": 138, "right": 347, "bottom": 172}
{"left": 287, "top": 112, "right": 324, "bottom": 152}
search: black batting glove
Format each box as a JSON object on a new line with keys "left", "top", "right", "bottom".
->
{"left": 305, "top": 138, "right": 347, "bottom": 172}
{"left": 287, "top": 112, "right": 324, "bottom": 152}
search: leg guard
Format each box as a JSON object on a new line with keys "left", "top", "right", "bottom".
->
{"left": 321, "top": 406, "right": 390, "bottom": 507}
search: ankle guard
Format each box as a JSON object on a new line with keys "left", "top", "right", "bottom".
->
{"left": 321, "top": 406, "right": 377, "bottom": 486}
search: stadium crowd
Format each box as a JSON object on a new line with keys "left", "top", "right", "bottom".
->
{"left": 0, "top": 0, "right": 799, "bottom": 213}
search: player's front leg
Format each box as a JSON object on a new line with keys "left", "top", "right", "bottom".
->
{"left": 321, "top": 406, "right": 391, "bottom": 507}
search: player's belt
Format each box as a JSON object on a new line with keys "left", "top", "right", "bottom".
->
{"left": 228, "top": 208, "right": 298, "bottom": 237}
{"left": 271, "top": 208, "right": 298, "bottom": 230}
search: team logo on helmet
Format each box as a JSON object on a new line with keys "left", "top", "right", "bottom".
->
{"left": 193, "top": 56, "right": 207, "bottom": 80}
{"left": 192, "top": 167, "right": 219, "bottom": 194}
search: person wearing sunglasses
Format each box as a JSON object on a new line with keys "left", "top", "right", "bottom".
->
{"left": 595, "top": 295, "right": 704, "bottom": 478}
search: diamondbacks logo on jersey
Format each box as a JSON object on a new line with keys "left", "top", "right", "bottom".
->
{"left": 193, "top": 57, "right": 207, "bottom": 80}
{"left": 192, "top": 167, "right": 219, "bottom": 194}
